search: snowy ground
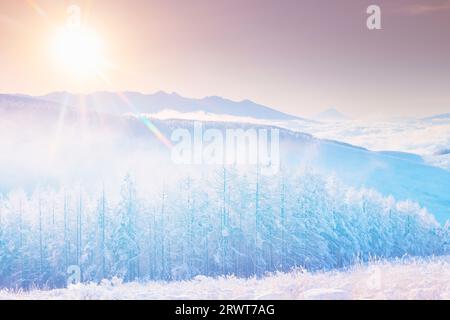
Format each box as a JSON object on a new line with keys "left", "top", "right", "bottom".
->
{"left": 1, "top": 256, "right": 449, "bottom": 300}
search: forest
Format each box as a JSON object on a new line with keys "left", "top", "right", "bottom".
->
{"left": 0, "top": 167, "right": 448, "bottom": 289}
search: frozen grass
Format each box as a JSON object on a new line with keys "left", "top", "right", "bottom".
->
{"left": 1, "top": 256, "right": 449, "bottom": 300}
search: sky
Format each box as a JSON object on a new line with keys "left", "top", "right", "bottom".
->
{"left": 0, "top": 0, "right": 449, "bottom": 119}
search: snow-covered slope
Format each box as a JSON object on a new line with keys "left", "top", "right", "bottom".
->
{"left": 0, "top": 96, "right": 449, "bottom": 291}
{"left": 0, "top": 99, "right": 449, "bottom": 224}
{"left": 1, "top": 256, "right": 448, "bottom": 300}
{"left": 276, "top": 115, "right": 450, "bottom": 171}
{"left": 0, "top": 94, "right": 61, "bottom": 112}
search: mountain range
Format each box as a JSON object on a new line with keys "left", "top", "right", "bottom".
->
{"left": 36, "top": 91, "right": 301, "bottom": 121}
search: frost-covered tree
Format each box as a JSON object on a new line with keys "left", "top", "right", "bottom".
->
{"left": 0, "top": 168, "right": 448, "bottom": 289}
{"left": 110, "top": 174, "right": 140, "bottom": 281}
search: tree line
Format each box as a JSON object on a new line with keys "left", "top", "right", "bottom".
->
{"left": 0, "top": 168, "right": 448, "bottom": 289}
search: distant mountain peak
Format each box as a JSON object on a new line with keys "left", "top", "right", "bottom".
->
{"left": 314, "top": 108, "right": 351, "bottom": 121}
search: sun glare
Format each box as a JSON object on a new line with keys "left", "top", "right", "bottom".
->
{"left": 53, "top": 27, "right": 104, "bottom": 77}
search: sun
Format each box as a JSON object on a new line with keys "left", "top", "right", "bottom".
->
{"left": 53, "top": 26, "right": 104, "bottom": 77}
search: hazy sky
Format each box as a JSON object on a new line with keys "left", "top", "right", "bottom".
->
{"left": 0, "top": 0, "right": 449, "bottom": 118}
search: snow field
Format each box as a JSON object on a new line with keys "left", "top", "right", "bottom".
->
{"left": 1, "top": 256, "right": 449, "bottom": 300}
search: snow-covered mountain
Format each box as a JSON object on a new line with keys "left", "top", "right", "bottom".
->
{"left": 313, "top": 108, "right": 351, "bottom": 122}
{"left": 0, "top": 94, "right": 60, "bottom": 111}
{"left": 0, "top": 97, "right": 449, "bottom": 224}
{"left": 37, "top": 91, "right": 301, "bottom": 121}
{"left": 0, "top": 95, "right": 449, "bottom": 290}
